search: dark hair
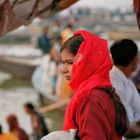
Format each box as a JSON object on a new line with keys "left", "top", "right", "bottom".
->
{"left": 61, "top": 35, "right": 128, "bottom": 136}
{"left": 24, "top": 102, "right": 34, "bottom": 111}
{"left": 60, "top": 35, "right": 83, "bottom": 55}
{"left": 110, "top": 39, "right": 138, "bottom": 66}
{"left": 105, "top": 88, "right": 128, "bottom": 136}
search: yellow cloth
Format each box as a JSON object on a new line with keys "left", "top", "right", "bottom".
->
{"left": 60, "top": 79, "right": 73, "bottom": 99}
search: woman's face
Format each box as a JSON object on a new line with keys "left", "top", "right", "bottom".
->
{"left": 61, "top": 48, "right": 75, "bottom": 81}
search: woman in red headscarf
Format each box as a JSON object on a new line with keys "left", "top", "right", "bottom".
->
{"left": 60, "top": 30, "right": 128, "bottom": 140}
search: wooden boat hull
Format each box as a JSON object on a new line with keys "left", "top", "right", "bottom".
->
{"left": 108, "top": 30, "right": 140, "bottom": 40}
{"left": 0, "top": 56, "right": 41, "bottom": 79}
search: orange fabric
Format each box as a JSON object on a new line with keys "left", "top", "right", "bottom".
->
{"left": 6, "top": 114, "right": 29, "bottom": 140}
{"left": 59, "top": 79, "right": 73, "bottom": 99}
{"left": 0, "top": 133, "right": 18, "bottom": 140}
{"left": 64, "top": 30, "right": 113, "bottom": 130}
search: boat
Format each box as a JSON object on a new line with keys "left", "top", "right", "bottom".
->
{"left": 0, "top": 45, "right": 42, "bottom": 79}
{"left": 0, "top": 55, "right": 42, "bottom": 79}
{"left": 0, "top": 0, "right": 139, "bottom": 35}
{"left": 0, "top": 0, "right": 78, "bottom": 36}
{"left": 107, "top": 30, "right": 140, "bottom": 40}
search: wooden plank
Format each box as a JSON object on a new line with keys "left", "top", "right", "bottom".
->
{"left": 38, "top": 99, "right": 70, "bottom": 113}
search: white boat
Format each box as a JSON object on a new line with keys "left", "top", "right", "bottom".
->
{"left": 0, "top": 45, "right": 42, "bottom": 78}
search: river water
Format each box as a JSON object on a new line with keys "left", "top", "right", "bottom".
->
{"left": 0, "top": 71, "right": 64, "bottom": 136}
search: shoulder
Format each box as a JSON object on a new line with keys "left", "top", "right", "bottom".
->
{"left": 110, "top": 67, "right": 120, "bottom": 80}
{"left": 76, "top": 88, "right": 110, "bottom": 111}
{"left": 79, "top": 88, "right": 109, "bottom": 100}
{"left": 110, "top": 68, "right": 126, "bottom": 89}
{"left": 75, "top": 88, "right": 115, "bottom": 126}
{"left": 90, "top": 88, "right": 111, "bottom": 106}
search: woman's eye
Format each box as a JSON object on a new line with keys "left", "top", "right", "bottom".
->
{"left": 61, "top": 60, "right": 73, "bottom": 65}
{"left": 68, "top": 61, "right": 73, "bottom": 64}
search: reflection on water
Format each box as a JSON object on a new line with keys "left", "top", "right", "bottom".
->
{"left": 0, "top": 71, "right": 64, "bottom": 135}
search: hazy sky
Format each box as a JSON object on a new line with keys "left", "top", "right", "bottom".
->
{"left": 72, "top": 0, "right": 133, "bottom": 10}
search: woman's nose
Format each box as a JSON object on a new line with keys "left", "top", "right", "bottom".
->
{"left": 62, "top": 64, "right": 68, "bottom": 73}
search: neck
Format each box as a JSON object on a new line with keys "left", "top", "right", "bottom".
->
{"left": 116, "top": 65, "right": 131, "bottom": 77}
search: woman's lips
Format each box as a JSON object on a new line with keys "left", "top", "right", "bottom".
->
{"left": 64, "top": 75, "right": 71, "bottom": 80}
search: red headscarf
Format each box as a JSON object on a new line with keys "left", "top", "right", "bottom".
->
{"left": 63, "top": 30, "right": 113, "bottom": 130}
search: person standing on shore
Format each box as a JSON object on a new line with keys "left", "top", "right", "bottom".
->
{"left": 24, "top": 102, "right": 49, "bottom": 140}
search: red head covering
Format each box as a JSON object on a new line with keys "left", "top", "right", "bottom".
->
{"left": 63, "top": 30, "right": 113, "bottom": 130}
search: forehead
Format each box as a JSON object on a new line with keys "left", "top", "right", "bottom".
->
{"left": 61, "top": 49, "right": 75, "bottom": 60}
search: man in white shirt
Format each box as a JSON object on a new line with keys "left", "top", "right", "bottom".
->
{"left": 110, "top": 39, "right": 140, "bottom": 140}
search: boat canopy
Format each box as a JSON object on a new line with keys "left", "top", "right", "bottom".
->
{"left": 0, "top": 0, "right": 78, "bottom": 35}
{"left": 0, "top": 0, "right": 139, "bottom": 35}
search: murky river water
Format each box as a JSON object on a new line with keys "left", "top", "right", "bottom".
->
{"left": 0, "top": 71, "right": 64, "bottom": 136}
